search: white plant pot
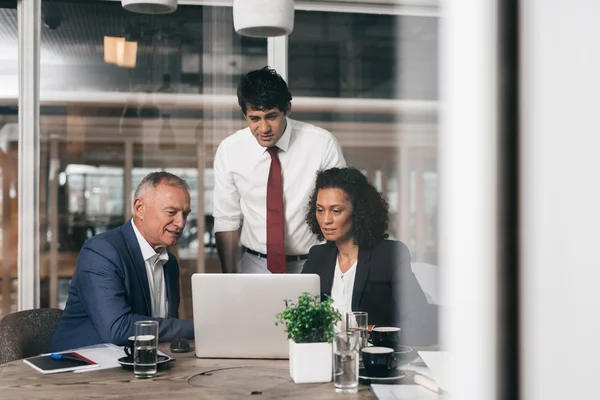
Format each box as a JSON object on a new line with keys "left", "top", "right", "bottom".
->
{"left": 289, "top": 340, "right": 332, "bottom": 384}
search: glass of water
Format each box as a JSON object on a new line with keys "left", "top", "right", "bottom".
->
{"left": 134, "top": 320, "right": 159, "bottom": 379}
{"left": 346, "top": 311, "right": 369, "bottom": 356}
{"left": 333, "top": 330, "right": 360, "bottom": 393}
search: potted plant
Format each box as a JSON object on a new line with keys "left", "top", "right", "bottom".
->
{"left": 276, "top": 292, "right": 341, "bottom": 384}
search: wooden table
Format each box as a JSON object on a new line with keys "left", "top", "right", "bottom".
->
{"left": 0, "top": 343, "right": 377, "bottom": 399}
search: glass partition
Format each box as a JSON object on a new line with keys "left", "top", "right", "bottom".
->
{"left": 0, "top": 1, "right": 18, "bottom": 318}
{"left": 289, "top": 11, "right": 439, "bottom": 265}
{"left": 33, "top": 1, "right": 439, "bottom": 323}
{"left": 38, "top": 0, "right": 267, "bottom": 315}
{"left": 289, "top": 11, "right": 438, "bottom": 100}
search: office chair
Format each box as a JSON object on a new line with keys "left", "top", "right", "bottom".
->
{"left": 0, "top": 308, "right": 63, "bottom": 364}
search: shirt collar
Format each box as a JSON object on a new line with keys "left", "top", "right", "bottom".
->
{"left": 275, "top": 117, "right": 291, "bottom": 152}
{"left": 130, "top": 219, "right": 169, "bottom": 264}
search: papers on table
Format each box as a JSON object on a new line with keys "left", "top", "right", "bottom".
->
{"left": 370, "top": 351, "right": 452, "bottom": 400}
{"left": 72, "top": 343, "right": 124, "bottom": 372}
{"left": 370, "top": 384, "right": 442, "bottom": 400}
{"left": 23, "top": 344, "right": 120, "bottom": 374}
{"left": 23, "top": 343, "right": 170, "bottom": 374}
{"left": 417, "top": 351, "right": 451, "bottom": 392}
{"left": 72, "top": 343, "right": 171, "bottom": 373}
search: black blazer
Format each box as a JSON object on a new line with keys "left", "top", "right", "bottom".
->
{"left": 302, "top": 240, "right": 437, "bottom": 345}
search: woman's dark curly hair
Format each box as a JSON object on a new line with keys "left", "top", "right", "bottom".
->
{"left": 305, "top": 167, "right": 389, "bottom": 248}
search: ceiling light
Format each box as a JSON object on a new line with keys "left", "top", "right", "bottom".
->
{"left": 121, "top": 0, "right": 177, "bottom": 14}
{"left": 116, "top": 40, "right": 138, "bottom": 68}
{"left": 104, "top": 36, "right": 124, "bottom": 65}
{"left": 233, "top": 0, "right": 294, "bottom": 37}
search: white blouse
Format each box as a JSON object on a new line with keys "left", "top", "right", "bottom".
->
{"left": 331, "top": 257, "right": 358, "bottom": 332}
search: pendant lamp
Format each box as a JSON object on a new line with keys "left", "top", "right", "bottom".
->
{"left": 233, "top": 0, "right": 294, "bottom": 37}
{"left": 121, "top": 0, "right": 177, "bottom": 14}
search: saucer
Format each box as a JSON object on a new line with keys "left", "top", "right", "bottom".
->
{"left": 358, "top": 368, "right": 407, "bottom": 384}
{"left": 395, "top": 345, "right": 413, "bottom": 357}
{"left": 117, "top": 355, "right": 174, "bottom": 370}
{"left": 363, "top": 345, "right": 413, "bottom": 357}
{"left": 366, "top": 342, "right": 412, "bottom": 353}
{"left": 395, "top": 345, "right": 412, "bottom": 352}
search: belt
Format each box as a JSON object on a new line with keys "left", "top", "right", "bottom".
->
{"left": 245, "top": 248, "right": 309, "bottom": 262}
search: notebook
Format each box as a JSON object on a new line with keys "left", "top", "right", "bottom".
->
{"left": 23, "top": 352, "right": 100, "bottom": 374}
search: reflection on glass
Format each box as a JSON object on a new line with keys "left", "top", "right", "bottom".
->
{"left": 65, "top": 164, "right": 124, "bottom": 245}
{"left": 289, "top": 11, "right": 439, "bottom": 266}
{"left": 38, "top": 1, "right": 267, "bottom": 313}
{"left": 289, "top": 11, "right": 438, "bottom": 99}
{"left": 39, "top": 2, "right": 266, "bottom": 93}
{"left": 31, "top": 2, "right": 439, "bottom": 332}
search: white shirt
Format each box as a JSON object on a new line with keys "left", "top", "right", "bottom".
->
{"left": 213, "top": 118, "right": 346, "bottom": 255}
{"left": 331, "top": 258, "right": 358, "bottom": 332}
{"left": 131, "top": 219, "right": 169, "bottom": 318}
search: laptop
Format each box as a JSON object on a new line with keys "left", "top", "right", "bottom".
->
{"left": 191, "top": 273, "right": 320, "bottom": 359}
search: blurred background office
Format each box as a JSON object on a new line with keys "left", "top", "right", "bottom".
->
{"left": 2, "top": 1, "right": 600, "bottom": 400}
{"left": 0, "top": 0, "right": 439, "bottom": 316}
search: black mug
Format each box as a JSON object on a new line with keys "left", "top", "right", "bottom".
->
{"left": 362, "top": 347, "right": 399, "bottom": 377}
{"left": 370, "top": 326, "right": 401, "bottom": 349}
{"left": 124, "top": 336, "right": 136, "bottom": 358}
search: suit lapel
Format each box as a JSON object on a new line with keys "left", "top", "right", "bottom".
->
{"left": 352, "top": 246, "right": 372, "bottom": 310}
{"left": 121, "top": 221, "right": 152, "bottom": 315}
{"left": 321, "top": 243, "right": 338, "bottom": 297}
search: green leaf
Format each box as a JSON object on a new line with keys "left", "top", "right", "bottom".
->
{"left": 275, "top": 293, "right": 342, "bottom": 343}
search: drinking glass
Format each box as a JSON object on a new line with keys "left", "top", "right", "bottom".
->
{"left": 333, "top": 331, "right": 360, "bottom": 393}
{"left": 133, "top": 320, "right": 159, "bottom": 379}
{"left": 346, "top": 311, "right": 369, "bottom": 355}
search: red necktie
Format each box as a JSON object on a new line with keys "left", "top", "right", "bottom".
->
{"left": 266, "top": 147, "right": 286, "bottom": 273}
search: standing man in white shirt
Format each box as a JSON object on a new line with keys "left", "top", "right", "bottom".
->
{"left": 213, "top": 67, "right": 346, "bottom": 274}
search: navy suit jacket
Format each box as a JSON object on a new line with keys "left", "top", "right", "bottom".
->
{"left": 302, "top": 240, "right": 438, "bottom": 345}
{"left": 49, "top": 221, "right": 194, "bottom": 352}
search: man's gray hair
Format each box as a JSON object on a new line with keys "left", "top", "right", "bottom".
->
{"left": 134, "top": 171, "right": 189, "bottom": 199}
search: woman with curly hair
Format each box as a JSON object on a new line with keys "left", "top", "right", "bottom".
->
{"left": 302, "top": 167, "right": 436, "bottom": 345}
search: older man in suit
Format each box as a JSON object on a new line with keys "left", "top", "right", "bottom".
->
{"left": 50, "top": 172, "right": 194, "bottom": 352}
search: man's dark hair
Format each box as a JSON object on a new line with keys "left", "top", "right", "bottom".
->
{"left": 305, "top": 167, "right": 389, "bottom": 248}
{"left": 237, "top": 66, "right": 292, "bottom": 115}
